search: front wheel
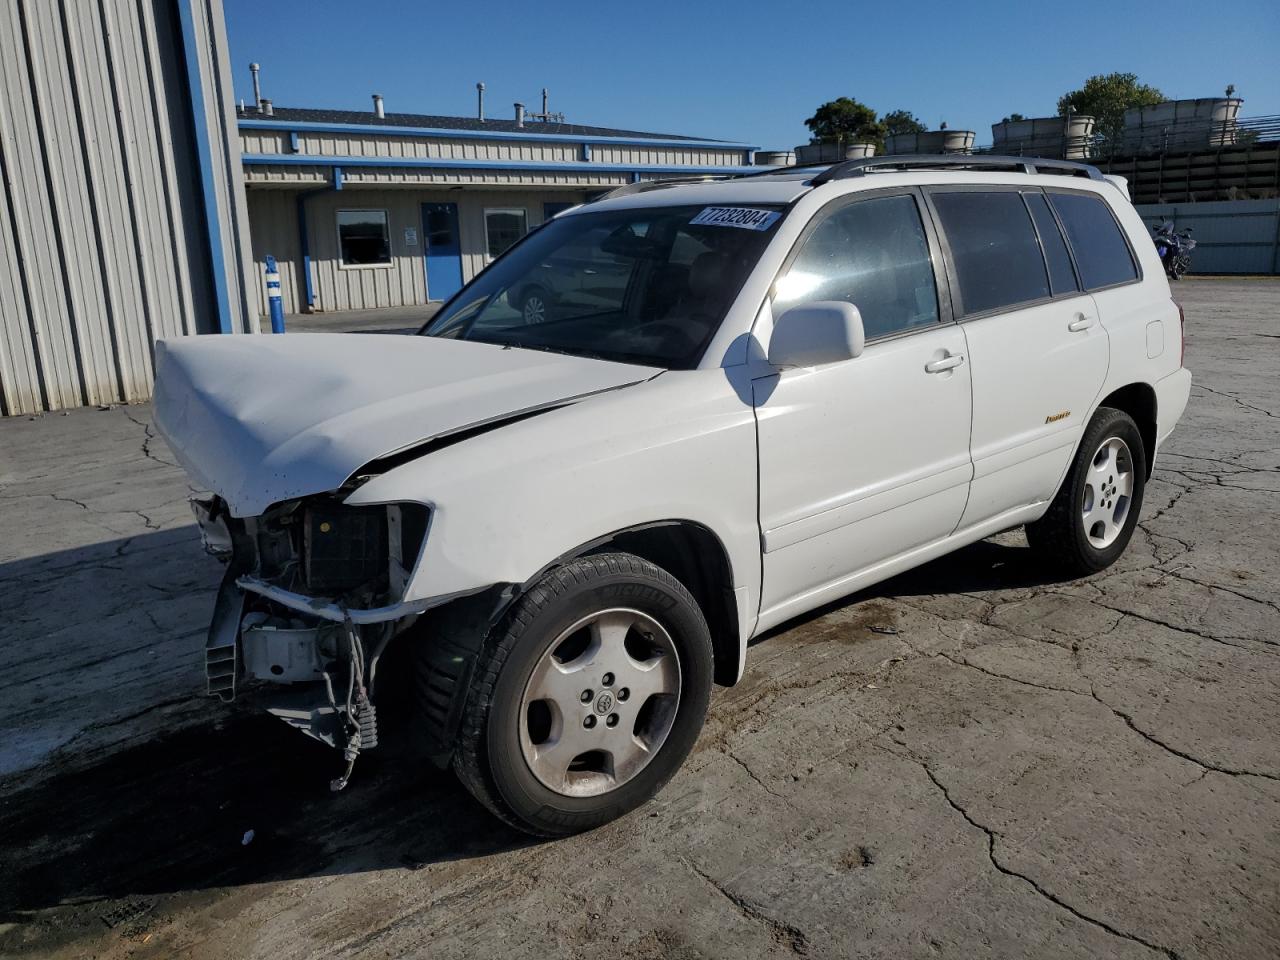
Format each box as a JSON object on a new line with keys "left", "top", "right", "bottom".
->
{"left": 451, "top": 553, "right": 714, "bottom": 836}
{"left": 1026, "top": 406, "right": 1147, "bottom": 576}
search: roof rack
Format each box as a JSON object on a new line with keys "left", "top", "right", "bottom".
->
{"left": 594, "top": 175, "right": 731, "bottom": 202}
{"left": 808, "top": 154, "right": 1106, "bottom": 186}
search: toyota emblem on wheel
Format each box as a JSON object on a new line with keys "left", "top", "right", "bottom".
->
{"left": 594, "top": 692, "right": 614, "bottom": 715}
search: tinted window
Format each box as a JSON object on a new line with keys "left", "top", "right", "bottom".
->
{"left": 1049, "top": 192, "right": 1138, "bottom": 290}
{"left": 336, "top": 210, "right": 391, "bottom": 266}
{"left": 1024, "top": 193, "right": 1079, "bottom": 296}
{"left": 932, "top": 191, "right": 1049, "bottom": 315}
{"left": 773, "top": 194, "right": 939, "bottom": 340}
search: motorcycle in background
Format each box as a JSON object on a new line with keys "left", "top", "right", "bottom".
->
{"left": 1153, "top": 221, "right": 1196, "bottom": 280}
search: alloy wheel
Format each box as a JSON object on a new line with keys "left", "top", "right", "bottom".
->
{"left": 1081, "top": 436, "right": 1135, "bottom": 549}
{"left": 518, "top": 608, "right": 681, "bottom": 797}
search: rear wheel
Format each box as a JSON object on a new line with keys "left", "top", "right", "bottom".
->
{"left": 451, "top": 553, "right": 713, "bottom": 836}
{"left": 1026, "top": 406, "right": 1147, "bottom": 576}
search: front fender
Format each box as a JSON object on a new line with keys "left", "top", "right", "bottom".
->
{"left": 344, "top": 370, "right": 761, "bottom": 621}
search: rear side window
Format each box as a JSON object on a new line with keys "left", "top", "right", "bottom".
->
{"left": 1024, "top": 193, "right": 1079, "bottom": 296}
{"left": 1049, "top": 192, "right": 1139, "bottom": 290}
{"left": 931, "top": 191, "right": 1049, "bottom": 316}
{"left": 773, "top": 194, "right": 939, "bottom": 340}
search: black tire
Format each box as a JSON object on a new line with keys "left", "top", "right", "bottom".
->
{"left": 518, "top": 286, "right": 551, "bottom": 324}
{"left": 1026, "top": 406, "right": 1147, "bottom": 576}
{"left": 451, "top": 553, "right": 713, "bottom": 837}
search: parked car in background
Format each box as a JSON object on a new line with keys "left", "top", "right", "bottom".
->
{"left": 155, "top": 155, "right": 1192, "bottom": 837}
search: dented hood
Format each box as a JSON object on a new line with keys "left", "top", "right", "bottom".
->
{"left": 153, "top": 333, "right": 659, "bottom": 516}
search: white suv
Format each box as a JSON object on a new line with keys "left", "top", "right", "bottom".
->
{"left": 155, "top": 155, "right": 1192, "bottom": 836}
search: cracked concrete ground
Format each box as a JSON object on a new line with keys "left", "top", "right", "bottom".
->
{"left": 1, "top": 279, "right": 1278, "bottom": 959}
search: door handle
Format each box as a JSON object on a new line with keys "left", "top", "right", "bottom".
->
{"left": 924, "top": 353, "right": 965, "bottom": 374}
{"left": 1068, "top": 314, "right": 1095, "bottom": 332}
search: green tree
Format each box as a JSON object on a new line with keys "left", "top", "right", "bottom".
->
{"left": 882, "top": 109, "right": 927, "bottom": 136}
{"left": 805, "top": 97, "right": 883, "bottom": 145}
{"left": 1057, "top": 72, "right": 1165, "bottom": 146}
{"left": 1001, "top": 113, "right": 1026, "bottom": 123}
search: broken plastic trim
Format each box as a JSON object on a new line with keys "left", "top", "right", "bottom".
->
{"left": 236, "top": 575, "right": 431, "bottom": 624}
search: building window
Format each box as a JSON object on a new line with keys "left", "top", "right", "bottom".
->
{"left": 485, "top": 208, "right": 527, "bottom": 260}
{"left": 337, "top": 210, "right": 392, "bottom": 267}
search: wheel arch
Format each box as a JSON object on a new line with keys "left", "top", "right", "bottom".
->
{"left": 564, "top": 520, "right": 742, "bottom": 687}
{"left": 1097, "top": 382, "right": 1157, "bottom": 477}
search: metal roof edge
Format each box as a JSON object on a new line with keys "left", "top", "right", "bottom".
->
{"left": 237, "top": 118, "right": 758, "bottom": 152}
{"left": 240, "top": 153, "right": 770, "bottom": 176}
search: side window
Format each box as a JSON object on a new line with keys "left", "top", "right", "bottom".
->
{"left": 1049, "top": 192, "right": 1139, "bottom": 290}
{"left": 773, "top": 194, "right": 939, "bottom": 340}
{"left": 1024, "top": 193, "right": 1079, "bottom": 296}
{"left": 931, "top": 191, "right": 1049, "bottom": 315}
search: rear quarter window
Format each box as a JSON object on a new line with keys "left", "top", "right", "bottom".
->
{"left": 1049, "top": 192, "right": 1139, "bottom": 290}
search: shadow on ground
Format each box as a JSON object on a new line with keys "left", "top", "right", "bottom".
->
{"left": 0, "top": 534, "right": 1065, "bottom": 939}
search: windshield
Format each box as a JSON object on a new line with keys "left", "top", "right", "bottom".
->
{"left": 421, "top": 203, "right": 783, "bottom": 368}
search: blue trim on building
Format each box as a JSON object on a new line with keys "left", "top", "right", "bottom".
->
{"left": 333, "top": 166, "right": 343, "bottom": 190}
{"left": 239, "top": 117, "right": 758, "bottom": 151}
{"left": 177, "top": 0, "right": 234, "bottom": 334}
{"left": 288, "top": 131, "right": 299, "bottom": 152}
{"left": 242, "top": 153, "right": 766, "bottom": 176}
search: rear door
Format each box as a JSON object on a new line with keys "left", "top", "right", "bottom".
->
{"left": 925, "top": 186, "right": 1109, "bottom": 527}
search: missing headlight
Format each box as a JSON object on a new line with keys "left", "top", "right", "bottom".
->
{"left": 303, "top": 503, "right": 388, "bottom": 593}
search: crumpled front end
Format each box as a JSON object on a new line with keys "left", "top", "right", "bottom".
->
{"left": 194, "top": 491, "right": 430, "bottom": 789}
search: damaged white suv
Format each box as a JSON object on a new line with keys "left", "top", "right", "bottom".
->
{"left": 155, "top": 156, "right": 1192, "bottom": 836}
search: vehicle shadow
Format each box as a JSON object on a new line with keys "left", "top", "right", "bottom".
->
{"left": 0, "top": 533, "right": 1068, "bottom": 931}
{"left": 0, "top": 670, "right": 534, "bottom": 923}
{"left": 749, "top": 535, "right": 1075, "bottom": 647}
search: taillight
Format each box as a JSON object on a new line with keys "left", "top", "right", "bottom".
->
{"left": 1175, "top": 300, "right": 1185, "bottom": 367}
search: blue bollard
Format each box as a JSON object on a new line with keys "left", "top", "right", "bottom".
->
{"left": 265, "top": 254, "right": 286, "bottom": 333}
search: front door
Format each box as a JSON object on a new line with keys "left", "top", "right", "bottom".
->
{"left": 422, "top": 202, "right": 463, "bottom": 302}
{"left": 754, "top": 190, "right": 973, "bottom": 628}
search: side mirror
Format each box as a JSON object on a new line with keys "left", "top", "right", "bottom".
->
{"left": 768, "top": 301, "right": 865, "bottom": 368}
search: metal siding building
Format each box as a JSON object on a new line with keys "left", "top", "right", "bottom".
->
{"left": 0, "top": 0, "right": 254, "bottom": 416}
{"left": 237, "top": 106, "right": 761, "bottom": 319}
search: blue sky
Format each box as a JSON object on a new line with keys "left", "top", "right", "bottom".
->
{"left": 225, "top": 0, "right": 1280, "bottom": 149}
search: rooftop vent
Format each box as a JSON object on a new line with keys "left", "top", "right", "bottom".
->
{"left": 515, "top": 102, "right": 525, "bottom": 128}
{"left": 372, "top": 94, "right": 384, "bottom": 119}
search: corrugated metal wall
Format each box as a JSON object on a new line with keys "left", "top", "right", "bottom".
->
{"left": 247, "top": 187, "right": 576, "bottom": 316}
{"left": 0, "top": 0, "right": 254, "bottom": 416}
{"left": 239, "top": 128, "right": 746, "bottom": 168}
{"left": 1135, "top": 199, "right": 1280, "bottom": 274}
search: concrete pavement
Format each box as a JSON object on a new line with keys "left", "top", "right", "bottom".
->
{"left": 1, "top": 279, "right": 1277, "bottom": 960}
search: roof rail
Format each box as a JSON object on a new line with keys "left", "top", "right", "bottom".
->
{"left": 808, "top": 154, "right": 1106, "bottom": 186}
{"left": 594, "top": 175, "right": 731, "bottom": 202}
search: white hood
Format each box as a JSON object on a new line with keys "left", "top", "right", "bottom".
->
{"left": 153, "top": 333, "right": 659, "bottom": 516}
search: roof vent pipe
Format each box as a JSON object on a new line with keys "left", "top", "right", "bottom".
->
{"left": 372, "top": 94, "right": 384, "bottom": 119}
{"left": 542, "top": 87, "right": 549, "bottom": 121}
{"left": 260, "top": 98, "right": 273, "bottom": 117}
{"left": 477, "top": 82, "right": 485, "bottom": 121}
{"left": 249, "top": 61, "right": 262, "bottom": 111}
{"left": 515, "top": 102, "right": 525, "bottom": 128}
